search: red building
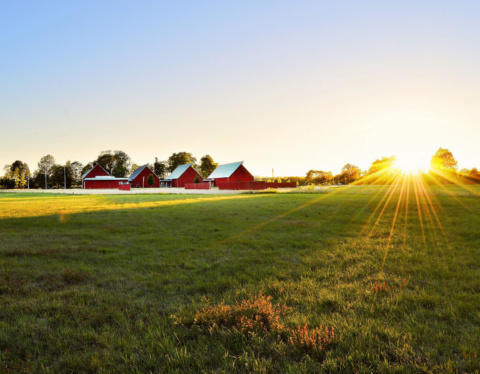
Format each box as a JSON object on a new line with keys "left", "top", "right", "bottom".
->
{"left": 84, "top": 176, "right": 130, "bottom": 189}
{"left": 163, "top": 163, "right": 203, "bottom": 187}
{"left": 205, "top": 161, "right": 254, "bottom": 187}
{"left": 81, "top": 162, "right": 110, "bottom": 189}
{"left": 129, "top": 164, "right": 160, "bottom": 188}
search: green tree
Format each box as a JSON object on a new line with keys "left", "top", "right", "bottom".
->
{"left": 146, "top": 174, "right": 155, "bottom": 187}
{"left": 96, "top": 150, "right": 131, "bottom": 176}
{"left": 37, "top": 155, "right": 56, "bottom": 189}
{"left": 167, "top": 152, "right": 196, "bottom": 173}
{"left": 430, "top": 148, "right": 458, "bottom": 171}
{"left": 153, "top": 157, "right": 168, "bottom": 178}
{"left": 199, "top": 155, "right": 218, "bottom": 179}
{"left": 193, "top": 175, "right": 201, "bottom": 183}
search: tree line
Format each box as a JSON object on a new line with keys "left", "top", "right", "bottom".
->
{"left": 2, "top": 147, "right": 479, "bottom": 189}
{"left": 1, "top": 151, "right": 219, "bottom": 189}
{"left": 259, "top": 148, "right": 480, "bottom": 186}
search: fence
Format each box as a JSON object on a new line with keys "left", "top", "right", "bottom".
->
{"left": 119, "top": 184, "right": 131, "bottom": 191}
{"left": 218, "top": 182, "right": 296, "bottom": 190}
{"left": 185, "top": 183, "right": 211, "bottom": 190}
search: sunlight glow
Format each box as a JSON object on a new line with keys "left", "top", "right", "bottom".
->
{"left": 394, "top": 156, "right": 424, "bottom": 174}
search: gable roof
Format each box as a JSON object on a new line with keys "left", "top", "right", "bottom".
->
{"left": 128, "top": 164, "right": 156, "bottom": 182}
{"left": 206, "top": 161, "right": 243, "bottom": 180}
{"left": 81, "top": 162, "right": 110, "bottom": 180}
{"left": 166, "top": 163, "right": 195, "bottom": 180}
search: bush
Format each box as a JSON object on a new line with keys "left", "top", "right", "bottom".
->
{"left": 193, "top": 176, "right": 201, "bottom": 184}
{"left": 146, "top": 174, "right": 155, "bottom": 187}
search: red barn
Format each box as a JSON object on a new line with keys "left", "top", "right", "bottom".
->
{"left": 84, "top": 176, "right": 130, "bottom": 189}
{"left": 81, "top": 162, "right": 110, "bottom": 189}
{"left": 205, "top": 161, "right": 254, "bottom": 187}
{"left": 163, "top": 163, "right": 203, "bottom": 188}
{"left": 129, "top": 164, "right": 160, "bottom": 188}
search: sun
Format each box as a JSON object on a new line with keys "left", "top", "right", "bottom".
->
{"left": 394, "top": 155, "right": 424, "bottom": 174}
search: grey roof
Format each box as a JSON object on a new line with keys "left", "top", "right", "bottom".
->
{"left": 81, "top": 162, "right": 110, "bottom": 180}
{"left": 166, "top": 163, "right": 194, "bottom": 180}
{"left": 206, "top": 161, "right": 243, "bottom": 180}
{"left": 128, "top": 164, "right": 151, "bottom": 182}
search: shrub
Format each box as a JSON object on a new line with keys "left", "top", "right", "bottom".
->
{"left": 146, "top": 174, "right": 155, "bottom": 187}
{"left": 193, "top": 176, "right": 201, "bottom": 184}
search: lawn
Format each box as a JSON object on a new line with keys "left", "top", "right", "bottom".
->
{"left": 0, "top": 186, "right": 479, "bottom": 373}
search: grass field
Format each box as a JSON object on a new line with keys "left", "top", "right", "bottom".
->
{"left": 0, "top": 186, "right": 479, "bottom": 373}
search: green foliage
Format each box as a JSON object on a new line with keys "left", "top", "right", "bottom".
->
{"left": 96, "top": 150, "right": 131, "bottom": 176}
{"left": 199, "top": 155, "right": 218, "bottom": 179}
{"left": 153, "top": 157, "right": 168, "bottom": 179}
{"left": 146, "top": 174, "right": 155, "bottom": 187}
{"left": 193, "top": 175, "right": 201, "bottom": 184}
{"left": 167, "top": 152, "right": 196, "bottom": 173}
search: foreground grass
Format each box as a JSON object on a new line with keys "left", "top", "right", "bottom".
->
{"left": 0, "top": 186, "right": 479, "bottom": 373}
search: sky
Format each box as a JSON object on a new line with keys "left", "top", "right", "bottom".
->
{"left": 1, "top": 1, "right": 480, "bottom": 177}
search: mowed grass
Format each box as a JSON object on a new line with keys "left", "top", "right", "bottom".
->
{"left": 0, "top": 187, "right": 479, "bottom": 373}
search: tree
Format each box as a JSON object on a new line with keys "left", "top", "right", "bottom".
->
{"left": 153, "top": 157, "right": 168, "bottom": 179}
{"left": 70, "top": 161, "right": 84, "bottom": 186}
{"left": 199, "top": 155, "right": 218, "bottom": 179}
{"left": 340, "top": 164, "right": 362, "bottom": 184}
{"left": 430, "top": 148, "right": 458, "bottom": 171}
{"left": 305, "top": 170, "right": 333, "bottom": 185}
{"left": 368, "top": 156, "right": 396, "bottom": 175}
{"left": 50, "top": 161, "right": 75, "bottom": 188}
{"left": 146, "top": 174, "right": 155, "bottom": 187}
{"left": 37, "top": 155, "right": 56, "bottom": 189}
{"left": 193, "top": 175, "right": 201, "bottom": 183}
{"left": 96, "top": 150, "right": 131, "bottom": 176}
{"left": 4, "top": 160, "right": 30, "bottom": 189}
{"left": 130, "top": 163, "right": 140, "bottom": 173}
{"left": 167, "top": 152, "right": 196, "bottom": 173}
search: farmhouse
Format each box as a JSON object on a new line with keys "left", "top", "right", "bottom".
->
{"left": 81, "top": 162, "right": 110, "bottom": 188}
{"left": 205, "top": 161, "right": 254, "bottom": 187}
{"left": 163, "top": 163, "right": 203, "bottom": 187}
{"left": 129, "top": 164, "right": 160, "bottom": 188}
{"left": 83, "top": 176, "right": 130, "bottom": 189}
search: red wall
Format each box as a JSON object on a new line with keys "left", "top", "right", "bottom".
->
{"left": 172, "top": 166, "right": 203, "bottom": 187}
{"left": 82, "top": 164, "right": 110, "bottom": 188}
{"left": 212, "top": 164, "right": 254, "bottom": 187}
{"left": 84, "top": 179, "right": 128, "bottom": 189}
{"left": 131, "top": 167, "right": 160, "bottom": 188}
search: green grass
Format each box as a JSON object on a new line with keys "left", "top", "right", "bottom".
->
{"left": 0, "top": 186, "right": 479, "bottom": 373}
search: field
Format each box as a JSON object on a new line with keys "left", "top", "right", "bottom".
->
{"left": 0, "top": 186, "right": 479, "bottom": 373}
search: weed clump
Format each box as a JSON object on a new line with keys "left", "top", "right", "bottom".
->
{"left": 288, "top": 324, "right": 338, "bottom": 359}
{"left": 177, "top": 292, "right": 341, "bottom": 360}
{"left": 371, "top": 279, "right": 407, "bottom": 294}
{"left": 194, "top": 292, "right": 290, "bottom": 334}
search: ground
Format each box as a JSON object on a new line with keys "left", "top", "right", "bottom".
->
{"left": 0, "top": 186, "right": 479, "bottom": 373}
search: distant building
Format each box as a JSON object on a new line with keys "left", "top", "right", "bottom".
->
{"left": 205, "top": 161, "right": 254, "bottom": 187}
{"left": 83, "top": 176, "right": 130, "bottom": 189}
{"left": 162, "top": 163, "right": 203, "bottom": 187}
{"left": 81, "top": 162, "right": 110, "bottom": 189}
{"left": 129, "top": 164, "right": 160, "bottom": 188}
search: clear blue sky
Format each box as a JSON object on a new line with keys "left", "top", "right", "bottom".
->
{"left": 2, "top": 1, "right": 480, "bottom": 176}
